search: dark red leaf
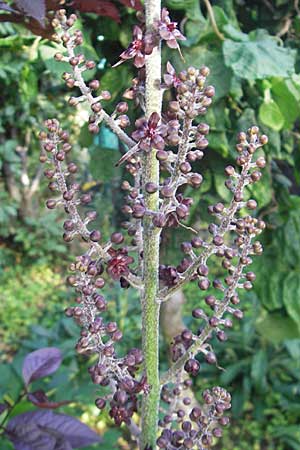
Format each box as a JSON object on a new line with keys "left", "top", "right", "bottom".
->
{"left": 22, "top": 347, "right": 62, "bottom": 386}
{"left": 27, "top": 390, "right": 71, "bottom": 409}
{"left": 118, "top": 0, "right": 142, "bottom": 10}
{"left": 15, "top": 0, "right": 46, "bottom": 26}
{"left": 72, "top": 0, "right": 120, "bottom": 22}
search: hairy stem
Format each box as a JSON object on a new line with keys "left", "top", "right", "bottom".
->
{"left": 140, "top": 0, "right": 162, "bottom": 448}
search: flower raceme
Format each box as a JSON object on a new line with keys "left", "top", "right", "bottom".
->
{"left": 38, "top": 8, "right": 268, "bottom": 450}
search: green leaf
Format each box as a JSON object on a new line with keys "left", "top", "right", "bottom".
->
{"left": 256, "top": 313, "right": 300, "bottom": 343}
{"left": 283, "top": 272, "right": 300, "bottom": 333}
{"left": 100, "top": 429, "right": 122, "bottom": 449}
{"left": 223, "top": 28, "right": 296, "bottom": 80}
{"left": 220, "top": 360, "right": 248, "bottom": 384}
{"left": 20, "top": 64, "right": 38, "bottom": 103}
{"left": 89, "top": 127, "right": 121, "bottom": 182}
{"left": 271, "top": 78, "right": 300, "bottom": 128}
{"left": 259, "top": 99, "right": 285, "bottom": 131}
{"left": 251, "top": 349, "right": 268, "bottom": 393}
{"left": 285, "top": 340, "right": 300, "bottom": 360}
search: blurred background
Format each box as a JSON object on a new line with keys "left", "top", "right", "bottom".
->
{"left": 0, "top": 0, "right": 300, "bottom": 448}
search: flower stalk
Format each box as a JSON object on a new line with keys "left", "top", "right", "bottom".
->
{"left": 140, "top": 1, "right": 163, "bottom": 447}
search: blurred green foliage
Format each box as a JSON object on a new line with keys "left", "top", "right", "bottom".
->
{"left": 1, "top": 0, "right": 300, "bottom": 448}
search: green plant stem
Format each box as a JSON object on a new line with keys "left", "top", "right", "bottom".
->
{"left": 140, "top": 0, "right": 162, "bottom": 448}
{"left": 0, "top": 391, "right": 26, "bottom": 432}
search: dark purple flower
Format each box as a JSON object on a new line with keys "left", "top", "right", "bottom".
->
{"left": 113, "top": 26, "right": 154, "bottom": 68}
{"left": 156, "top": 8, "right": 186, "bottom": 54}
{"left": 132, "top": 112, "right": 165, "bottom": 151}
{"left": 107, "top": 248, "right": 134, "bottom": 280}
{"left": 163, "top": 61, "right": 182, "bottom": 88}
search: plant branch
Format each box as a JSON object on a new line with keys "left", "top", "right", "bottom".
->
{"left": 64, "top": 40, "right": 136, "bottom": 149}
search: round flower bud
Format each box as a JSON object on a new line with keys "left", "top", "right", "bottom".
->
{"left": 161, "top": 185, "right": 173, "bottom": 198}
{"left": 251, "top": 170, "right": 262, "bottom": 182}
{"left": 180, "top": 161, "right": 191, "bottom": 174}
{"left": 90, "top": 230, "right": 101, "bottom": 242}
{"left": 198, "top": 278, "right": 210, "bottom": 290}
{"left": 200, "top": 66, "right": 210, "bottom": 77}
{"left": 111, "top": 232, "right": 124, "bottom": 244}
{"left": 156, "top": 150, "right": 168, "bottom": 161}
{"left": 85, "top": 60, "right": 96, "bottom": 70}
{"left": 190, "top": 173, "right": 203, "bottom": 187}
{"left": 204, "top": 85, "right": 215, "bottom": 97}
{"left": 88, "top": 123, "right": 99, "bottom": 134}
{"left": 184, "top": 358, "right": 200, "bottom": 376}
{"left": 213, "top": 235, "right": 224, "bottom": 246}
{"left": 95, "top": 398, "right": 106, "bottom": 409}
{"left": 197, "top": 123, "right": 210, "bottom": 135}
{"left": 192, "top": 308, "right": 204, "bottom": 319}
{"left": 256, "top": 157, "right": 266, "bottom": 168}
{"left": 206, "top": 352, "right": 217, "bottom": 364}
{"left": 63, "top": 191, "right": 73, "bottom": 201}
{"left": 89, "top": 79, "right": 100, "bottom": 91}
{"left": 247, "top": 199, "right": 257, "bottom": 210}
{"left": 260, "top": 134, "right": 268, "bottom": 145}
{"left": 46, "top": 199, "right": 56, "bottom": 209}
{"left": 191, "top": 237, "right": 203, "bottom": 248}
{"left": 197, "top": 264, "right": 209, "bottom": 276}
{"left": 145, "top": 182, "right": 158, "bottom": 193}
{"left": 176, "top": 204, "right": 188, "bottom": 219}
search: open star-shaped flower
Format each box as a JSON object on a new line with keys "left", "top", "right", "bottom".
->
{"left": 132, "top": 112, "right": 166, "bottom": 151}
{"left": 156, "top": 8, "right": 186, "bottom": 53}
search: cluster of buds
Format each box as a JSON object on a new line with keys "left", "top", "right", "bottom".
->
{"left": 158, "top": 126, "right": 267, "bottom": 389}
{"left": 118, "top": 63, "right": 214, "bottom": 247}
{"left": 39, "top": 119, "right": 148, "bottom": 427}
{"left": 158, "top": 380, "right": 231, "bottom": 449}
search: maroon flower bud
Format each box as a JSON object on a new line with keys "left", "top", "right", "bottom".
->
{"left": 184, "top": 358, "right": 200, "bottom": 376}
{"left": 90, "top": 230, "right": 101, "bottom": 242}
{"left": 89, "top": 80, "right": 100, "bottom": 91}
{"left": 46, "top": 199, "right": 56, "bottom": 209}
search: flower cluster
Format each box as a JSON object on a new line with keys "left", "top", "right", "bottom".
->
{"left": 39, "top": 118, "right": 147, "bottom": 427}
{"left": 39, "top": 8, "right": 268, "bottom": 449}
{"left": 158, "top": 383, "right": 231, "bottom": 449}
{"left": 114, "top": 7, "right": 185, "bottom": 68}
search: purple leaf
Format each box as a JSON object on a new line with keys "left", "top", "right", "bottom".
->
{"left": 6, "top": 411, "right": 101, "bottom": 449}
{"left": 0, "top": 1, "right": 18, "bottom": 12}
{"left": 22, "top": 347, "right": 62, "bottom": 386}
{"left": 54, "top": 441, "right": 73, "bottom": 450}
{"left": 14, "top": 0, "right": 45, "bottom": 26}
{"left": 6, "top": 417, "right": 55, "bottom": 450}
